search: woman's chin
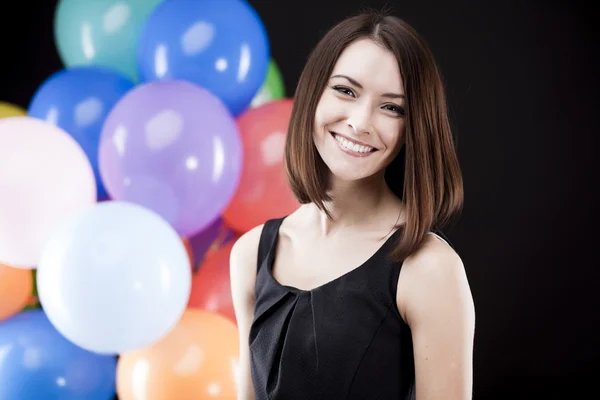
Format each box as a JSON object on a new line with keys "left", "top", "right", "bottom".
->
{"left": 328, "top": 169, "right": 378, "bottom": 184}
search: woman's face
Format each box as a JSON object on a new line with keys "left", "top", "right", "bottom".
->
{"left": 313, "top": 38, "right": 406, "bottom": 183}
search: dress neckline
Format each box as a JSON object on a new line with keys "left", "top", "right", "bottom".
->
{"left": 264, "top": 218, "right": 403, "bottom": 294}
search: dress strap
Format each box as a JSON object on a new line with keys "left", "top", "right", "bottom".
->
{"left": 256, "top": 217, "right": 286, "bottom": 274}
{"left": 429, "top": 229, "right": 454, "bottom": 249}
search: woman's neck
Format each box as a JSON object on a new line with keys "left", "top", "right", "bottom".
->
{"left": 311, "top": 173, "right": 403, "bottom": 236}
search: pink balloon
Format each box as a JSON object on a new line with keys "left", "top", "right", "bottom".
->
{"left": 0, "top": 116, "right": 96, "bottom": 269}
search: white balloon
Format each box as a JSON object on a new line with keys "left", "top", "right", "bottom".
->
{"left": 0, "top": 116, "right": 96, "bottom": 269}
{"left": 37, "top": 201, "right": 191, "bottom": 354}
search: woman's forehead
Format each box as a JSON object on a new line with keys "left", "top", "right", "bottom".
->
{"left": 330, "top": 39, "right": 404, "bottom": 95}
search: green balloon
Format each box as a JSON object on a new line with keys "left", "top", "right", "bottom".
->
{"left": 23, "top": 270, "right": 41, "bottom": 311}
{"left": 31, "top": 269, "right": 38, "bottom": 297}
{"left": 54, "top": 0, "right": 165, "bottom": 81}
{"left": 250, "top": 59, "right": 286, "bottom": 108}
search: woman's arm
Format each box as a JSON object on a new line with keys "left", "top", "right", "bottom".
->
{"left": 398, "top": 235, "right": 476, "bottom": 399}
{"left": 230, "top": 225, "right": 264, "bottom": 400}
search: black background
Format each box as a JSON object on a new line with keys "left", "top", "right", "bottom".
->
{"left": 1, "top": 0, "right": 597, "bottom": 398}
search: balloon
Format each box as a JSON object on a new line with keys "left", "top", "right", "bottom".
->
{"left": 0, "top": 101, "right": 26, "bottom": 118}
{"left": 250, "top": 59, "right": 286, "bottom": 108}
{"left": 0, "top": 264, "right": 32, "bottom": 321}
{"left": 186, "top": 216, "right": 238, "bottom": 271}
{"left": 28, "top": 67, "right": 135, "bottom": 199}
{"left": 117, "top": 309, "right": 239, "bottom": 400}
{"left": 54, "top": 0, "right": 164, "bottom": 80}
{"left": 98, "top": 80, "right": 243, "bottom": 237}
{"left": 0, "top": 310, "right": 117, "bottom": 399}
{"left": 137, "top": 0, "right": 270, "bottom": 116}
{"left": 186, "top": 217, "right": 222, "bottom": 271}
{"left": 24, "top": 270, "right": 41, "bottom": 310}
{"left": 36, "top": 201, "right": 192, "bottom": 354}
{"left": 0, "top": 116, "right": 96, "bottom": 268}
{"left": 222, "top": 99, "right": 300, "bottom": 233}
{"left": 182, "top": 237, "right": 194, "bottom": 271}
{"left": 188, "top": 242, "right": 236, "bottom": 324}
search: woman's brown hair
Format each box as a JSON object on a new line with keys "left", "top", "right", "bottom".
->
{"left": 284, "top": 11, "right": 464, "bottom": 262}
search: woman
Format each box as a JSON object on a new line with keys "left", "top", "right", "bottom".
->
{"left": 230, "top": 10, "right": 475, "bottom": 400}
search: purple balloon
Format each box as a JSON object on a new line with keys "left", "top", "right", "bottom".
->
{"left": 187, "top": 216, "right": 221, "bottom": 269}
{"left": 98, "top": 80, "right": 243, "bottom": 236}
{"left": 187, "top": 216, "right": 240, "bottom": 272}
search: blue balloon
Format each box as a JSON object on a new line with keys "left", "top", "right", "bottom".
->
{"left": 137, "top": 0, "right": 270, "bottom": 116}
{"left": 0, "top": 310, "right": 117, "bottom": 399}
{"left": 28, "top": 67, "right": 135, "bottom": 200}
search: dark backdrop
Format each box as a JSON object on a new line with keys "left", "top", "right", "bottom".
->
{"left": 1, "top": 0, "right": 596, "bottom": 398}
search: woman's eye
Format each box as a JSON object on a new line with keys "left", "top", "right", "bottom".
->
{"left": 384, "top": 104, "right": 405, "bottom": 116}
{"left": 332, "top": 85, "right": 355, "bottom": 97}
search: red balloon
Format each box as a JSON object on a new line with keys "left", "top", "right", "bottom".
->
{"left": 222, "top": 98, "right": 300, "bottom": 233}
{"left": 188, "top": 242, "right": 236, "bottom": 325}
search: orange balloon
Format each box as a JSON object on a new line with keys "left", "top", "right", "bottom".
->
{"left": 0, "top": 263, "right": 33, "bottom": 321}
{"left": 188, "top": 242, "right": 236, "bottom": 325}
{"left": 117, "top": 309, "right": 239, "bottom": 400}
{"left": 182, "top": 237, "right": 194, "bottom": 272}
{"left": 222, "top": 98, "right": 300, "bottom": 233}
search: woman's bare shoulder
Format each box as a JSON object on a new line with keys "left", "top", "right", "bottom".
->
{"left": 398, "top": 233, "right": 473, "bottom": 327}
{"left": 230, "top": 224, "right": 265, "bottom": 271}
{"left": 229, "top": 224, "right": 267, "bottom": 303}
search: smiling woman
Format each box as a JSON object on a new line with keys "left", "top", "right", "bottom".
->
{"left": 230, "top": 10, "right": 474, "bottom": 400}
{"left": 313, "top": 40, "right": 407, "bottom": 181}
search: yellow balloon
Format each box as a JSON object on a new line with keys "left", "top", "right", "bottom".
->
{"left": 0, "top": 102, "right": 26, "bottom": 119}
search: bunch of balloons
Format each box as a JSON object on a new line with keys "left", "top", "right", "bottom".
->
{"left": 0, "top": 0, "right": 300, "bottom": 398}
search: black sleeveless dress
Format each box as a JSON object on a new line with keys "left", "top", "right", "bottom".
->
{"left": 249, "top": 217, "right": 423, "bottom": 400}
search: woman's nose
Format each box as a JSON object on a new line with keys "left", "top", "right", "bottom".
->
{"left": 346, "top": 103, "right": 373, "bottom": 135}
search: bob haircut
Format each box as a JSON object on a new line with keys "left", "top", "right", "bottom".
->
{"left": 284, "top": 11, "right": 464, "bottom": 262}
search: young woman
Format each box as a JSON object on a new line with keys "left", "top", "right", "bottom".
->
{"left": 230, "top": 11, "right": 475, "bottom": 400}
